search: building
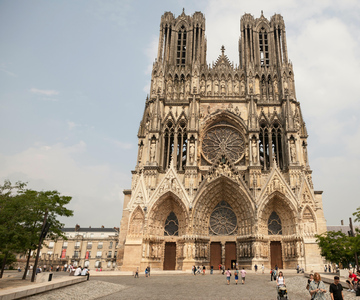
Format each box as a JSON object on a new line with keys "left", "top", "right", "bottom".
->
{"left": 117, "top": 10, "right": 327, "bottom": 272}
{"left": 16, "top": 226, "right": 119, "bottom": 270}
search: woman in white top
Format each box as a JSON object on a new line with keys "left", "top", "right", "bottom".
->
{"left": 276, "top": 271, "right": 285, "bottom": 287}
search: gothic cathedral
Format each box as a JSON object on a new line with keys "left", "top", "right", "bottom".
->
{"left": 117, "top": 10, "right": 327, "bottom": 271}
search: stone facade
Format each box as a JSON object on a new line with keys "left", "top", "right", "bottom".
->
{"left": 117, "top": 10, "right": 327, "bottom": 272}
{"left": 16, "top": 227, "right": 119, "bottom": 271}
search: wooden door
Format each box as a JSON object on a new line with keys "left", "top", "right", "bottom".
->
{"left": 163, "top": 242, "right": 176, "bottom": 270}
{"left": 210, "top": 242, "right": 221, "bottom": 268}
{"left": 225, "top": 242, "right": 236, "bottom": 269}
{"left": 270, "top": 241, "right": 283, "bottom": 269}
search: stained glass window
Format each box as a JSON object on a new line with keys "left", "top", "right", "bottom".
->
{"left": 209, "top": 201, "right": 237, "bottom": 235}
{"left": 268, "top": 211, "right": 282, "bottom": 235}
{"left": 164, "top": 212, "right": 179, "bottom": 236}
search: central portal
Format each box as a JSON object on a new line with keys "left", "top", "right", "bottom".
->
{"left": 163, "top": 242, "right": 176, "bottom": 270}
{"left": 210, "top": 242, "right": 221, "bottom": 268}
{"left": 225, "top": 242, "right": 236, "bottom": 269}
{"left": 270, "top": 241, "right": 283, "bottom": 269}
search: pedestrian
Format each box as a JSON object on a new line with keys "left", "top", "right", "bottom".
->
{"left": 210, "top": 265, "right": 213, "bottom": 275}
{"left": 64, "top": 263, "right": 67, "bottom": 272}
{"left": 309, "top": 272, "right": 327, "bottom": 300}
{"left": 240, "top": 267, "right": 246, "bottom": 284}
{"left": 145, "top": 267, "right": 148, "bottom": 277}
{"left": 306, "top": 273, "right": 314, "bottom": 291}
{"left": 134, "top": 267, "right": 139, "bottom": 278}
{"left": 345, "top": 270, "right": 357, "bottom": 292}
{"left": 74, "top": 265, "right": 82, "bottom": 276}
{"left": 276, "top": 271, "right": 285, "bottom": 287}
{"left": 222, "top": 265, "right": 225, "bottom": 275}
{"left": 254, "top": 264, "right": 258, "bottom": 273}
{"left": 328, "top": 264, "right": 331, "bottom": 273}
{"left": 202, "top": 265, "right": 206, "bottom": 275}
{"left": 234, "top": 268, "right": 239, "bottom": 285}
{"left": 197, "top": 265, "right": 201, "bottom": 275}
{"left": 330, "top": 276, "right": 343, "bottom": 300}
{"left": 261, "top": 264, "right": 264, "bottom": 274}
{"left": 270, "top": 268, "right": 274, "bottom": 281}
{"left": 324, "top": 265, "right": 327, "bottom": 272}
{"left": 147, "top": 265, "right": 150, "bottom": 277}
{"left": 273, "top": 268, "right": 277, "bottom": 281}
{"left": 275, "top": 264, "right": 278, "bottom": 271}
{"left": 225, "top": 268, "right": 231, "bottom": 285}
{"left": 296, "top": 264, "right": 300, "bottom": 273}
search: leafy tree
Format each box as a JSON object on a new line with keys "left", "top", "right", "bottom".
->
{"left": 315, "top": 231, "right": 354, "bottom": 267}
{"left": 353, "top": 206, "right": 360, "bottom": 223}
{"left": 0, "top": 180, "right": 73, "bottom": 279}
{"left": 0, "top": 252, "right": 17, "bottom": 268}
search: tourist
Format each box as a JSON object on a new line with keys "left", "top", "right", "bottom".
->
{"left": 225, "top": 268, "right": 231, "bottom": 285}
{"left": 222, "top": 265, "right": 225, "bottom": 275}
{"left": 210, "top": 265, "right": 213, "bottom": 275}
{"left": 254, "top": 264, "right": 258, "bottom": 273}
{"left": 261, "top": 264, "right": 264, "bottom": 274}
{"left": 306, "top": 273, "right": 314, "bottom": 291}
{"left": 324, "top": 265, "right": 328, "bottom": 272}
{"left": 74, "top": 265, "right": 82, "bottom": 276}
{"left": 134, "top": 267, "right": 139, "bottom": 278}
{"left": 147, "top": 266, "right": 150, "bottom": 277}
{"left": 196, "top": 265, "right": 201, "bottom": 275}
{"left": 81, "top": 267, "right": 89, "bottom": 276}
{"left": 309, "top": 272, "right": 327, "bottom": 300}
{"left": 202, "top": 265, "right": 206, "bottom": 275}
{"left": 330, "top": 276, "right": 343, "bottom": 300}
{"left": 234, "top": 268, "right": 239, "bottom": 285}
{"left": 273, "top": 268, "right": 277, "bottom": 281}
{"left": 276, "top": 271, "right": 285, "bottom": 287}
{"left": 145, "top": 267, "right": 148, "bottom": 277}
{"left": 64, "top": 263, "right": 67, "bottom": 272}
{"left": 270, "top": 268, "right": 274, "bottom": 281}
{"left": 192, "top": 265, "right": 196, "bottom": 275}
{"left": 346, "top": 270, "right": 357, "bottom": 292}
{"left": 240, "top": 267, "right": 246, "bottom": 284}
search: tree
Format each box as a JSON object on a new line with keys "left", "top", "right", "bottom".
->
{"left": 353, "top": 206, "right": 360, "bottom": 223}
{"left": 0, "top": 180, "right": 73, "bottom": 279}
{"left": 315, "top": 231, "right": 354, "bottom": 267}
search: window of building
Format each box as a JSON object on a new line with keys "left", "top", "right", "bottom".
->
{"left": 164, "top": 212, "right": 179, "bottom": 236}
{"left": 109, "top": 241, "right": 113, "bottom": 249}
{"left": 96, "top": 251, "right": 102, "bottom": 258}
{"left": 95, "top": 261, "right": 101, "bottom": 268}
{"left": 101, "top": 233, "right": 104, "bottom": 238}
{"left": 259, "top": 27, "right": 269, "bottom": 66}
{"left": 107, "top": 251, "right": 112, "bottom": 258}
{"left": 74, "top": 241, "right": 81, "bottom": 249}
{"left": 62, "top": 241, "right": 68, "bottom": 249}
{"left": 98, "top": 242, "right": 103, "bottom": 249}
{"left": 90, "top": 233, "right": 94, "bottom": 238}
{"left": 84, "top": 261, "right": 89, "bottom": 268}
{"left": 176, "top": 25, "right": 187, "bottom": 67}
{"left": 87, "top": 242, "right": 92, "bottom": 249}
{"left": 74, "top": 251, "right": 80, "bottom": 258}
{"left": 268, "top": 211, "right": 282, "bottom": 235}
{"left": 48, "top": 241, "right": 54, "bottom": 249}
{"left": 114, "top": 251, "right": 117, "bottom": 258}
{"left": 107, "top": 261, "right": 111, "bottom": 268}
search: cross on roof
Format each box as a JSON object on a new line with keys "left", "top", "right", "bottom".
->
{"left": 221, "top": 45, "right": 225, "bottom": 55}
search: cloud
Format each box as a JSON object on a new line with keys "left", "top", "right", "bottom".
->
{"left": 67, "top": 121, "right": 80, "bottom": 130}
{"left": 29, "top": 88, "right": 59, "bottom": 96}
{"left": 104, "top": 137, "right": 133, "bottom": 150}
{"left": 0, "top": 141, "right": 128, "bottom": 227}
{"left": 0, "top": 67, "right": 17, "bottom": 77}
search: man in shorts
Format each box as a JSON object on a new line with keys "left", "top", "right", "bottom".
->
{"left": 240, "top": 267, "right": 247, "bottom": 284}
{"left": 330, "top": 276, "right": 343, "bottom": 300}
{"left": 346, "top": 270, "right": 357, "bottom": 292}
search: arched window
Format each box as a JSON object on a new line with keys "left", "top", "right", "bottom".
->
{"left": 259, "top": 27, "right": 269, "bottom": 66}
{"left": 209, "top": 201, "right": 237, "bottom": 235}
{"left": 176, "top": 25, "right": 187, "bottom": 67}
{"left": 163, "top": 120, "right": 175, "bottom": 169}
{"left": 259, "top": 123, "right": 284, "bottom": 170}
{"left": 164, "top": 212, "right": 179, "bottom": 236}
{"left": 268, "top": 211, "right": 282, "bottom": 235}
{"left": 177, "top": 120, "right": 187, "bottom": 171}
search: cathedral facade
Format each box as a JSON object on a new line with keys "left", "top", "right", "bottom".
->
{"left": 117, "top": 10, "right": 327, "bottom": 271}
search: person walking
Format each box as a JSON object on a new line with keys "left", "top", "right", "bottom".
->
{"left": 210, "top": 265, "right": 213, "bottom": 275}
{"left": 225, "top": 268, "right": 231, "bottom": 285}
{"left": 240, "top": 267, "right": 247, "bottom": 284}
{"left": 309, "top": 272, "right": 327, "bottom": 300}
{"left": 134, "top": 267, "right": 139, "bottom": 278}
{"left": 306, "top": 273, "right": 314, "bottom": 291}
{"left": 254, "top": 264, "right": 258, "bottom": 273}
{"left": 330, "top": 276, "right": 343, "bottom": 300}
{"left": 202, "top": 265, "right": 206, "bottom": 275}
{"left": 276, "top": 271, "right": 285, "bottom": 287}
{"left": 261, "top": 264, "right": 264, "bottom": 274}
{"left": 234, "top": 268, "right": 239, "bottom": 285}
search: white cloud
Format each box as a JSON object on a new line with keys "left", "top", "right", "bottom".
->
{"left": 29, "top": 88, "right": 59, "bottom": 96}
{"left": 0, "top": 141, "right": 127, "bottom": 227}
{"left": 67, "top": 121, "right": 80, "bottom": 130}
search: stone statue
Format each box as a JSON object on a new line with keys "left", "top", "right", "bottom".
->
{"left": 220, "top": 80, "right": 226, "bottom": 95}
{"left": 274, "top": 79, "right": 278, "bottom": 94}
{"left": 206, "top": 80, "right": 212, "bottom": 96}
{"left": 150, "top": 140, "right": 156, "bottom": 162}
{"left": 185, "top": 80, "right": 190, "bottom": 95}
{"left": 227, "top": 79, "right": 232, "bottom": 95}
{"left": 252, "top": 139, "right": 258, "bottom": 163}
{"left": 290, "top": 141, "right": 296, "bottom": 163}
{"left": 189, "top": 142, "right": 195, "bottom": 163}
{"left": 240, "top": 80, "right": 245, "bottom": 96}
{"left": 214, "top": 79, "right": 219, "bottom": 95}
{"left": 166, "top": 79, "right": 172, "bottom": 98}
{"left": 249, "top": 80, "right": 253, "bottom": 94}
{"left": 200, "top": 80, "right": 205, "bottom": 96}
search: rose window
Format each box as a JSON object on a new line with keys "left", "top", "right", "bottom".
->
{"left": 202, "top": 125, "right": 245, "bottom": 164}
{"left": 209, "top": 201, "right": 237, "bottom": 235}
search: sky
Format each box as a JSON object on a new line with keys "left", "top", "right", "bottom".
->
{"left": 0, "top": 0, "right": 359, "bottom": 228}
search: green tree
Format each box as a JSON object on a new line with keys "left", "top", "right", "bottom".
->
{"left": 353, "top": 206, "right": 360, "bottom": 223}
{"left": 0, "top": 181, "right": 73, "bottom": 279}
{"left": 315, "top": 231, "right": 354, "bottom": 267}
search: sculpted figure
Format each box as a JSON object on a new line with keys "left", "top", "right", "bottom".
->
{"left": 290, "top": 141, "right": 296, "bottom": 162}
{"left": 206, "top": 80, "right": 212, "bottom": 96}
{"left": 189, "top": 142, "right": 195, "bottom": 163}
{"left": 274, "top": 79, "right": 278, "bottom": 94}
{"left": 150, "top": 140, "right": 156, "bottom": 162}
{"left": 227, "top": 79, "right": 232, "bottom": 95}
{"left": 220, "top": 80, "right": 226, "bottom": 94}
{"left": 200, "top": 79, "right": 205, "bottom": 95}
{"left": 185, "top": 80, "right": 190, "bottom": 95}
{"left": 214, "top": 79, "right": 219, "bottom": 95}
{"left": 240, "top": 80, "right": 245, "bottom": 95}
{"left": 249, "top": 80, "right": 253, "bottom": 94}
{"left": 234, "top": 81, "right": 240, "bottom": 95}
{"left": 252, "top": 139, "right": 258, "bottom": 163}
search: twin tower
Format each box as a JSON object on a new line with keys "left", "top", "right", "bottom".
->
{"left": 118, "top": 10, "right": 326, "bottom": 272}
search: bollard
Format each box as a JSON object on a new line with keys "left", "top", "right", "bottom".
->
{"left": 48, "top": 273, "right": 53, "bottom": 281}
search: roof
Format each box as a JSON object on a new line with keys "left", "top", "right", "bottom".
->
{"left": 61, "top": 227, "right": 119, "bottom": 233}
{"left": 327, "top": 225, "right": 359, "bottom": 235}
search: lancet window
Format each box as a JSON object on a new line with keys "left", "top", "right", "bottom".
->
{"left": 162, "top": 25, "right": 171, "bottom": 62}
{"left": 176, "top": 26, "right": 187, "bottom": 67}
{"left": 259, "top": 27, "right": 269, "bottom": 66}
{"left": 164, "top": 212, "right": 179, "bottom": 236}
{"left": 177, "top": 120, "right": 187, "bottom": 171}
{"left": 259, "top": 122, "right": 284, "bottom": 170}
{"left": 163, "top": 120, "right": 175, "bottom": 168}
{"left": 268, "top": 211, "right": 282, "bottom": 235}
